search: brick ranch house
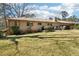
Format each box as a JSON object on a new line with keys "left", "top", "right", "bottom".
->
{"left": 6, "top": 17, "right": 75, "bottom": 34}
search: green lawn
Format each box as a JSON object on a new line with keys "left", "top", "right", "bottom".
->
{"left": 0, "top": 30, "right": 79, "bottom": 56}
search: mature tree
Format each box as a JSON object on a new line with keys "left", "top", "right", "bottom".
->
{"left": 25, "top": 14, "right": 36, "bottom": 18}
{"left": 71, "top": 15, "right": 78, "bottom": 21}
{"left": 2, "top": 3, "right": 36, "bottom": 18}
{"left": 49, "top": 17, "right": 53, "bottom": 20}
{"left": 4, "top": 3, "right": 27, "bottom": 18}
{"left": 0, "top": 3, "right": 7, "bottom": 28}
{"left": 67, "top": 15, "right": 78, "bottom": 21}
{"left": 0, "top": 4, "right": 3, "bottom": 18}
{"left": 61, "top": 11, "right": 68, "bottom": 20}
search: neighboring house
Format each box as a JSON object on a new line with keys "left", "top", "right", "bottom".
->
{"left": 6, "top": 17, "right": 75, "bottom": 34}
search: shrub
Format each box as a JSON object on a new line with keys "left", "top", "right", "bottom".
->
{"left": 26, "top": 26, "right": 32, "bottom": 33}
{"left": 11, "top": 26, "right": 20, "bottom": 35}
{"left": 44, "top": 26, "right": 49, "bottom": 32}
{"left": 49, "top": 26, "right": 55, "bottom": 32}
{"left": 44, "top": 26, "right": 55, "bottom": 32}
{"left": 0, "top": 31, "right": 3, "bottom": 38}
{"left": 41, "top": 26, "right": 44, "bottom": 30}
{"left": 38, "top": 28, "right": 42, "bottom": 32}
{"left": 74, "top": 24, "right": 79, "bottom": 29}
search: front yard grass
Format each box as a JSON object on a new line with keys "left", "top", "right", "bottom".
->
{"left": 0, "top": 30, "right": 79, "bottom": 56}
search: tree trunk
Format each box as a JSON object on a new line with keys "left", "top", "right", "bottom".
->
{"left": 3, "top": 3, "right": 7, "bottom": 28}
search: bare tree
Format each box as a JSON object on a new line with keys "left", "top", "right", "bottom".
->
{"left": 0, "top": 3, "right": 7, "bottom": 28}
{"left": 2, "top": 3, "right": 28, "bottom": 18}
{"left": 0, "top": 3, "right": 36, "bottom": 18}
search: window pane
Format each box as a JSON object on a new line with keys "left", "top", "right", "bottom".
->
{"left": 38, "top": 23, "right": 41, "bottom": 25}
{"left": 27, "top": 22, "right": 33, "bottom": 26}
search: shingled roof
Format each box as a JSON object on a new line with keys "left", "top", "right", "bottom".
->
{"left": 7, "top": 17, "right": 76, "bottom": 24}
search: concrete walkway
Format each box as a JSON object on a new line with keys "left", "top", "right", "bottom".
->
{"left": 6, "top": 33, "right": 42, "bottom": 38}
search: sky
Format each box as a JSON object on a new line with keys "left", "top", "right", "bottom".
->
{"left": 25, "top": 3, "right": 79, "bottom": 19}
